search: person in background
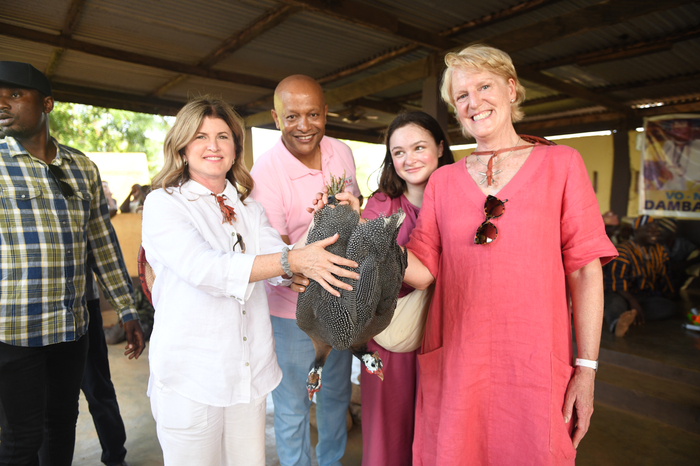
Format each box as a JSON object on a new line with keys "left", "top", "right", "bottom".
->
{"left": 103, "top": 181, "right": 119, "bottom": 217}
{"left": 120, "top": 183, "right": 149, "bottom": 213}
{"left": 603, "top": 215, "right": 677, "bottom": 337}
{"left": 360, "top": 111, "right": 454, "bottom": 465}
{"left": 82, "top": 266, "right": 131, "bottom": 466}
{"left": 0, "top": 60, "right": 144, "bottom": 466}
{"left": 657, "top": 217, "right": 700, "bottom": 291}
{"left": 400, "top": 45, "right": 616, "bottom": 465}
{"left": 617, "top": 217, "right": 635, "bottom": 245}
{"left": 603, "top": 210, "right": 620, "bottom": 245}
{"left": 250, "top": 75, "right": 360, "bottom": 466}
{"left": 142, "top": 95, "right": 358, "bottom": 466}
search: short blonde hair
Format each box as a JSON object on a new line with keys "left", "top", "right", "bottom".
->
{"left": 440, "top": 44, "right": 526, "bottom": 124}
{"left": 152, "top": 96, "right": 254, "bottom": 201}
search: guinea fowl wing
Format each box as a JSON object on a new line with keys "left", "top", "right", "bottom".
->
{"left": 296, "top": 204, "right": 360, "bottom": 350}
{"left": 348, "top": 211, "right": 407, "bottom": 346}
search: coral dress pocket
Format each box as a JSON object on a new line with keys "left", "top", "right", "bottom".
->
{"left": 549, "top": 353, "right": 577, "bottom": 460}
{"left": 417, "top": 346, "right": 444, "bottom": 431}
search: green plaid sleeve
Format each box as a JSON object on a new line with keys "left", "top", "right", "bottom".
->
{"left": 83, "top": 159, "right": 139, "bottom": 323}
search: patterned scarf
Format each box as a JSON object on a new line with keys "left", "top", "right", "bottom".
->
{"left": 212, "top": 193, "right": 236, "bottom": 224}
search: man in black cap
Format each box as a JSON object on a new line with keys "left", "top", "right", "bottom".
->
{"left": 0, "top": 61, "right": 144, "bottom": 466}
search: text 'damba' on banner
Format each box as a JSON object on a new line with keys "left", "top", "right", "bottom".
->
{"left": 641, "top": 114, "right": 700, "bottom": 218}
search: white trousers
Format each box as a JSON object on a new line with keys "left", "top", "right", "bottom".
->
{"left": 150, "top": 381, "right": 267, "bottom": 466}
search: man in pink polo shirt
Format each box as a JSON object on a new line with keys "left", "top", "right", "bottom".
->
{"left": 250, "top": 75, "right": 361, "bottom": 466}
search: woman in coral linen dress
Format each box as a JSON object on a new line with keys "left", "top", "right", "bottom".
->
{"left": 403, "top": 45, "right": 618, "bottom": 465}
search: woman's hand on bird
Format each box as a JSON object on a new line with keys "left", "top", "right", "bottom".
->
{"left": 290, "top": 273, "right": 310, "bottom": 293}
{"left": 288, "top": 233, "right": 359, "bottom": 297}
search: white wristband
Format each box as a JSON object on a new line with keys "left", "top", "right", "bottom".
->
{"left": 575, "top": 358, "right": 598, "bottom": 372}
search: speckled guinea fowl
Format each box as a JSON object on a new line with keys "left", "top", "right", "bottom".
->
{"left": 296, "top": 202, "right": 407, "bottom": 399}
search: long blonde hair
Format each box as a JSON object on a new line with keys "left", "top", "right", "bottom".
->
{"left": 152, "top": 96, "right": 254, "bottom": 201}
{"left": 440, "top": 44, "right": 526, "bottom": 128}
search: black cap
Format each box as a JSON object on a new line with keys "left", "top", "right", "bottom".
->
{"left": 0, "top": 61, "right": 52, "bottom": 97}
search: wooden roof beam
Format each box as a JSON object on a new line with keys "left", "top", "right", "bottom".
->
{"left": 465, "top": 0, "right": 696, "bottom": 115}
{"left": 61, "top": 0, "right": 87, "bottom": 36}
{"left": 316, "top": 0, "right": 559, "bottom": 85}
{"left": 485, "top": 0, "right": 695, "bottom": 55}
{"left": 532, "top": 26, "right": 700, "bottom": 70}
{"left": 0, "top": 23, "right": 278, "bottom": 90}
{"left": 51, "top": 83, "right": 186, "bottom": 116}
{"left": 243, "top": 1, "right": 565, "bottom": 113}
{"left": 639, "top": 98, "right": 700, "bottom": 116}
{"left": 517, "top": 64, "right": 634, "bottom": 116}
{"left": 244, "top": 57, "right": 429, "bottom": 127}
{"left": 523, "top": 71, "right": 700, "bottom": 108}
{"left": 303, "top": 0, "right": 694, "bottom": 121}
{"left": 442, "top": 0, "right": 562, "bottom": 37}
{"left": 278, "top": 0, "right": 461, "bottom": 50}
{"left": 199, "top": 4, "right": 301, "bottom": 68}
{"left": 317, "top": 44, "right": 418, "bottom": 85}
{"left": 45, "top": 0, "right": 88, "bottom": 79}
{"left": 150, "top": 4, "right": 300, "bottom": 96}
{"left": 601, "top": 71, "right": 700, "bottom": 94}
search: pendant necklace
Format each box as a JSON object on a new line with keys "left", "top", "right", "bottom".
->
{"left": 211, "top": 193, "right": 237, "bottom": 224}
{"left": 472, "top": 137, "right": 531, "bottom": 187}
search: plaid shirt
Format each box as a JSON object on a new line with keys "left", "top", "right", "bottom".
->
{"left": 0, "top": 136, "right": 138, "bottom": 347}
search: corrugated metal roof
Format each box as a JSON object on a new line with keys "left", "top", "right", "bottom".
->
{"left": 514, "top": 2, "right": 700, "bottom": 65}
{"left": 354, "top": 0, "right": 512, "bottom": 33}
{"left": 73, "top": 0, "right": 272, "bottom": 64}
{"left": 217, "top": 9, "right": 408, "bottom": 82}
{"left": 1, "top": 0, "right": 699, "bottom": 139}
{"left": 162, "top": 76, "right": 273, "bottom": 105}
{"left": 53, "top": 50, "right": 177, "bottom": 94}
{"left": 2, "top": 0, "right": 71, "bottom": 32}
{"left": 454, "top": 0, "right": 603, "bottom": 46}
{"left": 0, "top": 35, "right": 57, "bottom": 67}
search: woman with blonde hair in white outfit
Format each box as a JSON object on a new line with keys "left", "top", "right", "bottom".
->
{"left": 142, "top": 96, "right": 358, "bottom": 466}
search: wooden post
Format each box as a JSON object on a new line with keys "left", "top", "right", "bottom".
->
{"left": 421, "top": 53, "right": 451, "bottom": 143}
{"left": 610, "top": 119, "right": 631, "bottom": 216}
{"left": 244, "top": 127, "right": 255, "bottom": 171}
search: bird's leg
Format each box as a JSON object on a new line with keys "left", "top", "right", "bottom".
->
{"left": 307, "top": 342, "right": 333, "bottom": 400}
{"left": 351, "top": 345, "right": 384, "bottom": 382}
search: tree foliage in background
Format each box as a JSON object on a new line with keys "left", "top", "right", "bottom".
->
{"left": 49, "top": 102, "right": 172, "bottom": 177}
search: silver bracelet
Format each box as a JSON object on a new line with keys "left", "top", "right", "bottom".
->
{"left": 574, "top": 358, "right": 598, "bottom": 372}
{"left": 280, "top": 247, "right": 292, "bottom": 277}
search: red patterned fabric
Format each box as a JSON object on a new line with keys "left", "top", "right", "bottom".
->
{"left": 212, "top": 193, "right": 236, "bottom": 224}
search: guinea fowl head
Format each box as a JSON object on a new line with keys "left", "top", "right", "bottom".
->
{"left": 361, "top": 351, "right": 384, "bottom": 381}
{"left": 324, "top": 171, "right": 347, "bottom": 206}
{"left": 306, "top": 366, "right": 323, "bottom": 400}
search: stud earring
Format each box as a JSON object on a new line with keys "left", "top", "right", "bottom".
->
{"left": 183, "top": 159, "right": 188, "bottom": 165}
{"left": 510, "top": 99, "right": 515, "bottom": 103}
